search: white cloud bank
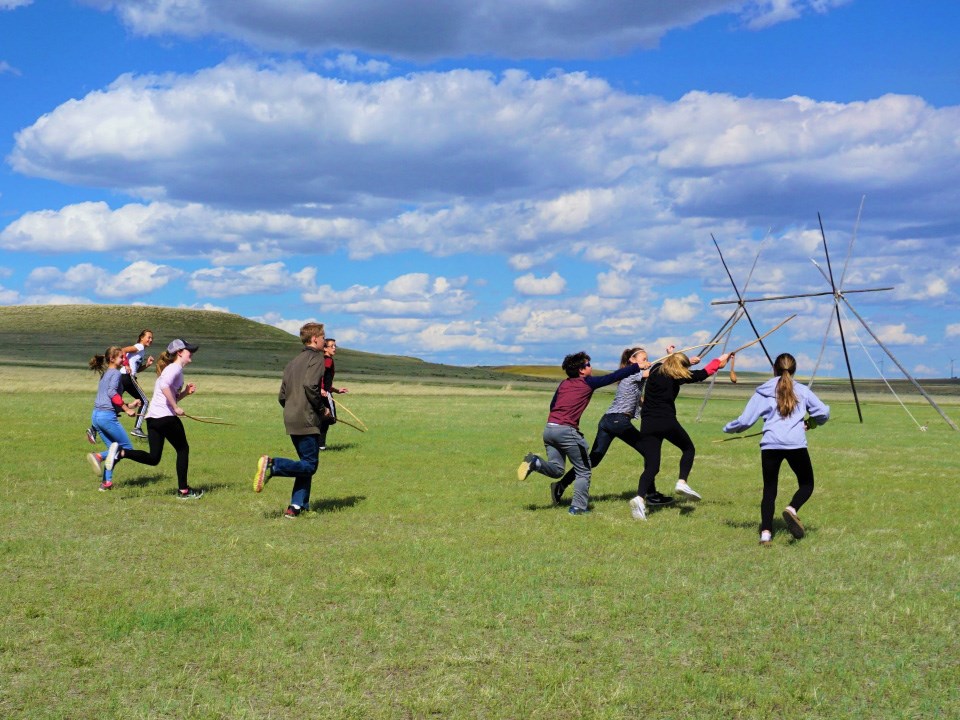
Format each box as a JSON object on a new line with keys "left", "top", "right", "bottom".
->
{"left": 6, "top": 63, "right": 960, "bottom": 274}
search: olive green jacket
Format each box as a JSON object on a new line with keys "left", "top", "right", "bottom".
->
{"left": 278, "top": 346, "right": 325, "bottom": 435}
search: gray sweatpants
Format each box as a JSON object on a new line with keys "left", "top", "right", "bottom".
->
{"left": 537, "top": 423, "right": 591, "bottom": 511}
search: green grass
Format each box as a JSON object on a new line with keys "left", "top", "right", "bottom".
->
{"left": 1, "top": 365, "right": 958, "bottom": 718}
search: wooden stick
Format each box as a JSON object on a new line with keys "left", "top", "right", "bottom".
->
{"left": 713, "top": 431, "right": 762, "bottom": 444}
{"left": 334, "top": 415, "right": 366, "bottom": 433}
{"left": 649, "top": 340, "right": 722, "bottom": 366}
{"left": 729, "top": 315, "right": 797, "bottom": 355}
{"left": 183, "top": 413, "right": 236, "bottom": 426}
{"left": 333, "top": 398, "right": 368, "bottom": 430}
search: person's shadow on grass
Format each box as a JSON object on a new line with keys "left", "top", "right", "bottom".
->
{"left": 262, "top": 494, "right": 366, "bottom": 519}
{"left": 321, "top": 443, "right": 358, "bottom": 452}
{"left": 121, "top": 472, "right": 165, "bottom": 489}
{"left": 525, "top": 490, "right": 698, "bottom": 515}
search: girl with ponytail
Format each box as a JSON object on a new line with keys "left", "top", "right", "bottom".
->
{"left": 86, "top": 346, "right": 142, "bottom": 491}
{"left": 723, "top": 353, "right": 831, "bottom": 545}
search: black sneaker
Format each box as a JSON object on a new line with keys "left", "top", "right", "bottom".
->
{"left": 177, "top": 487, "right": 204, "bottom": 500}
{"left": 550, "top": 481, "right": 564, "bottom": 506}
{"left": 645, "top": 492, "right": 675, "bottom": 506}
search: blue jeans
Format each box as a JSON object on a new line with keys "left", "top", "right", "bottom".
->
{"left": 91, "top": 409, "right": 134, "bottom": 482}
{"left": 271, "top": 434, "right": 321, "bottom": 509}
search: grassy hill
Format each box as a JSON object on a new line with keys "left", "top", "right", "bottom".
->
{"left": 0, "top": 305, "right": 549, "bottom": 385}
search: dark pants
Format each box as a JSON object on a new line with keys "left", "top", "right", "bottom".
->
{"left": 636, "top": 417, "right": 695, "bottom": 498}
{"left": 271, "top": 434, "right": 321, "bottom": 509}
{"left": 760, "top": 448, "right": 815, "bottom": 533}
{"left": 121, "top": 415, "right": 190, "bottom": 490}
{"left": 120, "top": 373, "right": 149, "bottom": 431}
{"left": 318, "top": 396, "right": 336, "bottom": 447}
{"left": 556, "top": 413, "right": 656, "bottom": 496}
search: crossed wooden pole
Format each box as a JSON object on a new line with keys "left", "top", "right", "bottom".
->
{"left": 710, "top": 206, "right": 958, "bottom": 431}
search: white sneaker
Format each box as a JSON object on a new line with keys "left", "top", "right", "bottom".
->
{"left": 629, "top": 495, "right": 647, "bottom": 520}
{"left": 675, "top": 480, "right": 701, "bottom": 500}
{"left": 104, "top": 442, "right": 120, "bottom": 471}
{"left": 759, "top": 530, "right": 773, "bottom": 545}
{"left": 87, "top": 452, "right": 103, "bottom": 476}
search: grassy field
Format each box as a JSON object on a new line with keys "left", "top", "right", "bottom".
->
{"left": 1, "top": 363, "right": 958, "bottom": 719}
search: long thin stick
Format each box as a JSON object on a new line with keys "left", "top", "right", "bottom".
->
{"left": 649, "top": 341, "right": 722, "bottom": 366}
{"left": 711, "top": 287, "right": 893, "bottom": 305}
{"left": 334, "top": 398, "right": 368, "bottom": 430}
{"left": 729, "top": 315, "right": 796, "bottom": 355}
{"left": 183, "top": 413, "right": 236, "bottom": 426}
{"left": 713, "top": 431, "right": 762, "bottom": 444}
{"left": 334, "top": 415, "right": 366, "bottom": 433}
{"left": 819, "top": 212, "right": 863, "bottom": 423}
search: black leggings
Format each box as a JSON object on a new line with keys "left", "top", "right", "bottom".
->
{"left": 636, "top": 417, "right": 695, "bottom": 498}
{"left": 121, "top": 416, "right": 190, "bottom": 490}
{"left": 557, "top": 413, "right": 656, "bottom": 494}
{"left": 120, "top": 374, "right": 149, "bottom": 431}
{"left": 760, "top": 448, "right": 814, "bottom": 532}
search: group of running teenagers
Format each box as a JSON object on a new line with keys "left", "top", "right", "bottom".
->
{"left": 518, "top": 344, "right": 830, "bottom": 545}
{"left": 85, "top": 324, "right": 347, "bottom": 515}
{"left": 86, "top": 326, "right": 829, "bottom": 537}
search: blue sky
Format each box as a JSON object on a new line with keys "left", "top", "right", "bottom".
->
{"left": 1, "top": 0, "right": 959, "bottom": 378}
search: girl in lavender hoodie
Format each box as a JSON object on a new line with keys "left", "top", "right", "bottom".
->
{"left": 723, "top": 353, "right": 830, "bottom": 545}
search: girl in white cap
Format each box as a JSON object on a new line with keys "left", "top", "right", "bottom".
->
{"left": 114, "top": 339, "right": 203, "bottom": 499}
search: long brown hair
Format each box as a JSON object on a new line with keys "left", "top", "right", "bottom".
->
{"left": 619, "top": 347, "right": 645, "bottom": 369}
{"left": 155, "top": 350, "right": 178, "bottom": 375}
{"left": 774, "top": 353, "right": 798, "bottom": 417}
{"left": 89, "top": 346, "right": 123, "bottom": 376}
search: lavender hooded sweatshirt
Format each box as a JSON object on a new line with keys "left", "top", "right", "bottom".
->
{"left": 723, "top": 376, "right": 830, "bottom": 450}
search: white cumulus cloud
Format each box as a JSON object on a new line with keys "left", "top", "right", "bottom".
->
{"left": 514, "top": 272, "right": 566, "bottom": 296}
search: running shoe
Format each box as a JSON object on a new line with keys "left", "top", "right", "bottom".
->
{"left": 674, "top": 480, "right": 702, "bottom": 500}
{"left": 568, "top": 506, "right": 590, "bottom": 516}
{"left": 550, "top": 481, "right": 563, "bottom": 506}
{"left": 517, "top": 453, "right": 539, "bottom": 481}
{"left": 629, "top": 496, "right": 647, "bottom": 521}
{"left": 87, "top": 452, "right": 103, "bottom": 476}
{"left": 99, "top": 480, "right": 113, "bottom": 491}
{"left": 177, "top": 487, "right": 204, "bottom": 500}
{"left": 782, "top": 507, "right": 805, "bottom": 539}
{"left": 645, "top": 491, "right": 675, "bottom": 506}
{"left": 759, "top": 530, "right": 773, "bottom": 546}
{"left": 86, "top": 426, "right": 97, "bottom": 445}
{"left": 254, "top": 455, "right": 271, "bottom": 493}
{"left": 284, "top": 505, "right": 301, "bottom": 519}
{"left": 130, "top": 428, "right": 148, "bottom": 439}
